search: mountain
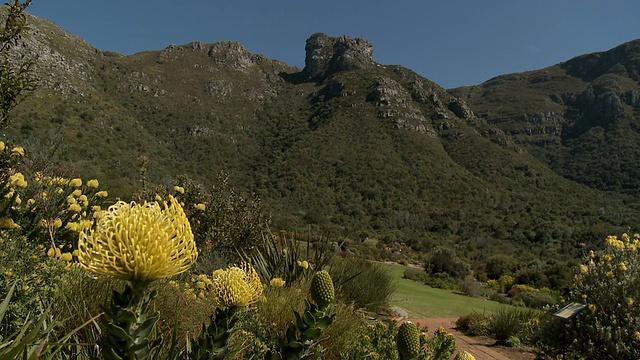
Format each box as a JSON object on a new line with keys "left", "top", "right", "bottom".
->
{"left": 6, "top": 14, "right": 640, "bottom": 265}
{"left": 449, "top": 39, "right": 640, "bottom": 193}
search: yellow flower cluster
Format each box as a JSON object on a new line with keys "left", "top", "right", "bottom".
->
{"left": 269, "top": 277, "right": 286, "bottom": 287}
{"left": 77, "top": 196, "right": 198, "bottom": 284}
{"left": 0, "top": 218, "right": 20, "bottom": 229}
{"left": 297, "top": 260, "right": 309, "bottom": 269}
{"left": 9, "top": 172, "right": 27, "bottom": 188}
{"left": 208, "top": 262, "right": 263, "bottom": 307}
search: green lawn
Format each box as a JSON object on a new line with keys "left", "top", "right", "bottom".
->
{"left": 379, "top": 262, "right": 511, "bottom": 318}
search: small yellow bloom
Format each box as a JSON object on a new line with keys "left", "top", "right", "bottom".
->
{"left": 69, "top": 203, "right": 82, "bottom": 212}
{"left": 69, "top": 178, "right": 83, "bottom": 187}
{"left": 606, "top": 271, "right": 614, "bottom": 279}
{"left": 11, "top": 146, "right": 24, "bottom": 156}
{"left": 87, "top": 179, "right": 99, "bottom": 188}
{"left": 195, "top": 203, "right": 206, "bottom": 211}
{"left": 270, "top": 277, "right": 286, "bottom": 287}
{"left": 14, "top": 194, "right": 21, "bottom": 205}
{"left": 4, "top": 271, "right": 12, "bottom": 277}
{"left": 626, "top": 297, "right": 634, "bottom": 306}
{"left": 77, "top": 196, "right": 198, "bottom": 283}
{"left": 0, "top": 141, "right": 4, "bottom": 151}
{"left": 95, "top": 190, "right": 108, "bottom": 198}
{"left": 22, "top": 285, "right": 29, "bottom": 291}
{"left": 0, "top": 218, "right": 20, "bottom": 229}
{"left": 4, "top": 188, "right": 14, "bottom": 199}
{"left": 588, "top": 304, "right": 597, "bottom": 313}
{"left": 60, "top": 252, "right": 73, "bottom": 262}
{"left": 634, "top": 332, "right": 640, "bottom": 342}
{"left": 47, "top": 248, "right": 61, "bottom": 258}
{"left": 209, "top": 262, "right": 263, "bottom": 307}
{"left": 618, "top": 262, "right": 628, "bottom": 271}
{"left": 53, "top": 218, "right": 62, "bottom": 229}
{"left": 65, "top": 222, "right": 79, "bottom": 231}
{"left": 26, "top": 198, "right": 35, "bottom": 206}
{"left": 297, "top": 260, "right": 309, "bottom": 270}
{"left": 71, "top": 189, "right": 83, "bottom": 197}
{"left": 174, "top": 186, "right": 184, "bottom": 194}
{"left": 579, "top": 265, "right": 588, "bottom": 274}
{"left": 9, "top": 172, "right": 27, "bottom": 188}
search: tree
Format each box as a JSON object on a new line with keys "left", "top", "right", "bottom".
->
{"left": 0, "top": 0, "right": 36, "bottom": 128}
{"left": 424, "top": 246, "right": 470, "bottom": 279}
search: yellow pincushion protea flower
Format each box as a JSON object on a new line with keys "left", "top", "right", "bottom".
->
{"left": 77, "top": 195, "right": 198, "bottom": 284}
{"left": 210, "top": 262, "right": 263, "bottom": 307}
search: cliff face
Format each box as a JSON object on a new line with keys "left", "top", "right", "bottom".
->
{"left": 302, "top": 33, "right": 376, "bottom": 81}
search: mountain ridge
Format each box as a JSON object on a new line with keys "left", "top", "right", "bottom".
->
{"left": 6, "top": 13, "right": 640, "bottom": 266}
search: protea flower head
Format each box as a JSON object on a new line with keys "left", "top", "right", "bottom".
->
{"left": 209, "top": 262, "right": 263, "bottom": 307}
{"left": 77, "top": 195, "right": 198, "bottom": 283}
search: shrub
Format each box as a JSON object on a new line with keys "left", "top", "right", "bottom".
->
{"left": 517, "top": 291, "right": 557, "bottom": 309}
{"left": 569, "top": 233, "right": 640, "bottom": 359}
{"left": 488, "top": 307, "right": 541, "bottom": 344}
{"left": 459, "top": 277, "right": 487, "bottom": 298}
{"left": 329, "top": 257, "right": 397, "bottom": 311}
{"left": 425, "top": 273, "right": 461, "bottom": 291}
{"left": 424, "top": 247, "right": 470, "bottom": 279}
{"left": 403, "top": 267, "right": 429, "bottom": 283}
{"left": 456, "top": 313, "right": 490, "bottom": 336}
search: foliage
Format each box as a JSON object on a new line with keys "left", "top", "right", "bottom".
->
{"left": 328, "top": 257, "right": 397, "bottom": 311}
{"left": 0, "top": 283, "right": 53, "bottom": 359}
{"left": 137, "top": 173, "right": 268, "bottom": 261}
{"left": 0, "top": 231, "right": 69, "bottom": 337}
{"left": 458, "top": 278, "right": 487, "bottom": 298}
{"left": 424, "top": 247, "right": 470, "bottom": 280}
{"left": 455, "top": 313, "right": 490, "bottom": 337}
{"left": 0, "top": 0, "right": 36, "bottom": 128}
{"left": 568, "top": 233, "right": 640, "bottom": 359}
{"left": 487, "top": 307, "right": 541, "bottom": 345}
{"left": 341, "top": 319, "right": 456, "bottom": 360}
{"left": 402, "top": 267, "right": 429, "bottom": 283}
{"left": 243, "top": 230, "right": 333, "bottom": 287}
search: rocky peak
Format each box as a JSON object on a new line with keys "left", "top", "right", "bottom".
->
{"left": 302, "top": 33, "right": 375, "bottom": 81}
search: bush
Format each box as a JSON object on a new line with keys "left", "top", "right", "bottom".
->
{"left": 329, "top": 257, "right": 397, "bottom": 311}
{"left": 455, "top": 313, "right": 490, "bottom": 336}
{"left": 569, "top": 233, "right": 640, "bottom": 359}
{"left": 459, "top": 277, "right": 487, "bottom": 298}
{"left": 403, "top": 267, "right": 429, "bottom": 283}
{"left": 424, "top": 247, "right": 470, "bottom": 279}
{"left": 488, "top": 307, "right": 541, "bottom": 344}
{"left": 424, "top": 273, "right": 461, "bottom": 291}
{"left": 517, "top": 291, "right": 557, "bottom": 309}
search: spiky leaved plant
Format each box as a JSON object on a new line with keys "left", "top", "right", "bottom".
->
{"left": 266, "top": 270, "right": 336, "bottom": 359}
{"left": 77, "top": 195, "right": 198, "bottom": 360}
{"left": 397, "top": 321, "right": 420, "bottom": 360}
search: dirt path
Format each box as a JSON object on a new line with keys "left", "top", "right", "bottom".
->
{"left": 405, "top": 318, "right": 534, "bottom": 360}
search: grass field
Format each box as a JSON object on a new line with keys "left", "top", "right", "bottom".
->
{"left": 379, "top": 262, "right": 511, "bottom": 318}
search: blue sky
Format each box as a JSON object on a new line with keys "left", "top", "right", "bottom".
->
{"left": 28, "top": 1, "right": 639, "bottom": 89}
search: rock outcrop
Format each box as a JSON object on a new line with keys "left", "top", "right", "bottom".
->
{"left": 302, "top": 33, "right": 376, "bottom": 81}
